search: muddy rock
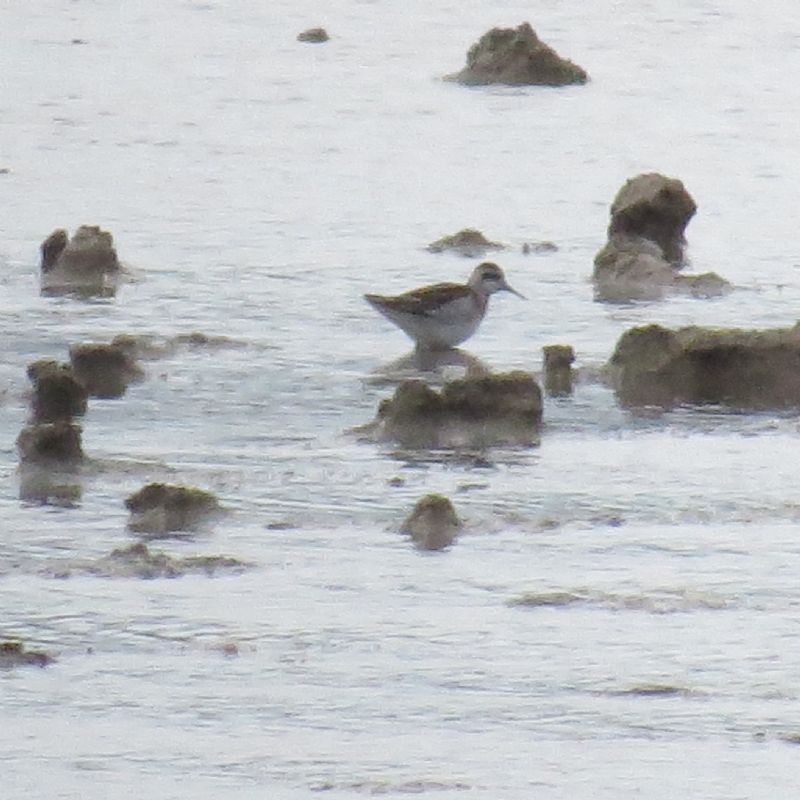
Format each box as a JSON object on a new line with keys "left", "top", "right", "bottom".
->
{"left": 609, "top": 322, "right": 800, "bottom": 409}
{"left": 297, "top": 27, "right": 329, "bottom": 43}
{"left": 426, "top": 228, "right": 506, "bottom": 258}
{"left": 593, "top": 174, "right": 730, "bottom": 302}
{"left": 447, "top": 22, "right": 588, "bottom": 87}
{"left": 521, "top": 241, "right": 558, "bottom": 255}
{"left": 542, "top": 344, "right": 575, "bottom": 397}
{"left": 26, "top": 359, "right": 88, "bottom": 422}
{"left": 401, "top": 494, "right": 462, "bottom": 551}
{"left": 125, "top": 483, "right": 222, "bottom": 535}
{"left": 0, "top": 641, "right": 54, "bottom": 669}
{"left": 40, "top": 225, "right": 121, "bottom": 297}
{"left": 69, "top": 342, "right": 144, "bottom": 398}
{"left": 17, "top": 421, "right": 84, "bottom": 465}
{"left": 362, "top": 371, "right": 542, "bottom": 448}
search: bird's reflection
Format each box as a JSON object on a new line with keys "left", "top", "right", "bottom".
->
{"left": 366, "top": 346, "right": 492, "bottom": 387}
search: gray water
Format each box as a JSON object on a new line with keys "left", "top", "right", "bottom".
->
{"left": 2, "top": 1, "right": 800, "bottom": 798}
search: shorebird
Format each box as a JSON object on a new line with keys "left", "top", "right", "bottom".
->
{"left": 364, "top": 262, "right": 523, "bottom": 349}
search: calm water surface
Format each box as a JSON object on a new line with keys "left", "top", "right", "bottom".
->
{"left": 2, "top": 1, "right": 800, "bottom": 798}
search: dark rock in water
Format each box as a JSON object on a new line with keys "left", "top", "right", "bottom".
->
{"left": 297, "top": 27, "right": 329, "bottom": 43}
{"left": 426, "top": 228, "right": 506, "bottom": 258}
{"left": 69, "top": 342, "right": 144, "bottom": 398}
{"left": 125, "top": 483, "right": 222, "bottom": 535}
{"left": 17, "top": 421, "right": 84, "bottom": 465}
{"left": 447, "top": 22, "right": 588, "bottom": 87}
{"left": 0, "top": 640, "right": 54, "bottom": 669}
{"left": 593, "top": 173, "right": 730, "bottom": 302}
{"left": 361, "top": 370, "right": 542, "bottom": 448}
{"left": 26, "top": 359, "right": 88, "bottom": 422}
{"left": 521, "top": 241, "right": 558, "bottom": 255}
{"left": 542, "top": 344, "right": 575, "bottom": 397}
{"left": 87, "top": 543, "right": 248, "bottom": 579}
{"left": 39, "top": 225, "right": 121, "bottom": 297}
{"left": 401, "top": 494, "right": 462, "bottom": 551}
{"left": 609, "top": 323, "right": 800, "bottom": 409}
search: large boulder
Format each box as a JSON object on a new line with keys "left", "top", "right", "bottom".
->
{"left": 361, "top": 370, "right": 543, "bottom": 447}
{"left": 26, "top": 359, "right": 88, "bottom": 422}
{"left": 69, "top": 342, "right": 144, "bottom": 398}
{"left": 446, "top": 22, "right": 588, "bottom": 87}
{"left": 400, "top": 494, "right": 462, "bottom": 551}
{"left": 39, "top": 225, "right": 121, "bottom": 297}
{"left": 608, "top": 323, "right": 800, "bottom": 409}
{"left": 125, "top": 483, "right": 222, "bottom": 535}
{"left": 426, "top": 228, "right": 506, "bottom": 258}
{"left": 593, "top": 174, "right": 730, "bottom": 302}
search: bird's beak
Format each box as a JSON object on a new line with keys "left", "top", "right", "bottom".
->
{"left": 504, "top": 282, "right": 526, "bottom": 299}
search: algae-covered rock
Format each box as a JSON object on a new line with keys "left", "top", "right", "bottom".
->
{"left": 426, "top": 229, "right": 506, "bottom": 258}
{"left": 542, "top": 344, "right": 575, "bottom": 397}
{"left": 39, "top": 225, "right": 121, "bottom": 297}
{"left": 69, "top": 342, "right": 144, "bottom": 398}
{"left": 609, "top": 323, "right": 800, "bottom": 408}
{"left": 363, "top": 370, "right": 542, "bottom": 448}
{"left": 400, "top": 494, "right": 462, "bottom": 551}
{"left": 17, "top": 421, "right": 84, "bottom": 465}
{"left": 125, "top": 483, "right": 222, "bottom": 535}
{"left": 0, "top": 640, "right": 54, "bottom": 669}
{"left": 297, "top": 27, "right": 329, "bottom": 43}
{"left": 26, "top": 359, "right": 88, "bottom": 422}
{"left": 593, "top": 174, "right": 730, "bottom": 302}
{"left": 447, "top": 22, "right": 588, "bottom": 87}
{"left": 85, "top": 543, "right": 247, "bottom": 579}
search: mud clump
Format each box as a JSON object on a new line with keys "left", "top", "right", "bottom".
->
{"left": 297, "top": 27, "right": 329, "bottom": 43}
{"left": 0, "top": 640, "right": 55, "bottom": 668}
{"left": 400, "top": 494, "right": 462, "bottom": 551}
{"left": 447, "top": 22, "right": 588, "bottom": 87}
{"left": 593, "top": 173, "right": 730, "bottom": 302}
{"left": 609, "top": 323, "right": 800, "bottom": 409}
{"left": 125, "top": 483, "right": 222, "bottom": 535}
{"left": 362, "top": 371, "right": 543, "bottom": 448}
{"left": 88, "top": 543, "right": 247, "bottom": 579}
{"left": 26, "top": 359, "right": 88, "bottom": 422}
{"left": 542, "top": 345, "right": 575, "bottom": 397}
{"left": 69, "top": 342, "right": 144, "bottom": 398}
{"left": 426, "top": 228, "right": 506, "bottom": 258}
{"left": 17, "top": 421, "right": 84, "bottom": 466}
{"left": 39, "top": 225, "right": 121, "bottom": 297}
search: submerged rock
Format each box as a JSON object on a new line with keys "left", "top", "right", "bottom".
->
{"left": 69, "top": 342, "right": 144, "bottom": 398}
{"left": 426, "top": 228, "right": 506, "bottom": 258}
{"left": 609, "top": 323, "right": 800, "bottom": 409}
{"left": 17, "top": 421, "right": 84, "bottom": 465}
{"left": 26, "top": 359, "right": 88, "bottom": 422}
{"left": 542, "top": 344, "right": 575, "bottom": 397}
{"left": 521, "top": 241, "right": 558, "bottom": 255}
{"left": 81, "top": 543, "right": 247, "bottom": 579}
{"left": 0, "top": 640, "right": 54, "bottom": 669}
{"left": 39, "top": 225, "right": 121, "bottom": 297}
{"left": 125, "top": 483, "right": 222, "bottom": 535}
{"left": 446, "top": 22, "right": 588, "bottom": 87}
{"left": 400, "top": 494, "right": 462, "bottom": 551}
{"left": 297, "top": 27, "right": 329, "bottom": 43}
{"left": 361, "top": 370, "right": 542, "bottom": 448}
{"left": 593, "top": 174, "right": 730, "bottom": 302}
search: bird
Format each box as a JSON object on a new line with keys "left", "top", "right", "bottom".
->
{"left": 364, "top": 261, "right": 524, "bottom": 349}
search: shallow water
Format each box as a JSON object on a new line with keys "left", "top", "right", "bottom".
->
{"left": 2, "top": 1, "right": 800, "bottom": 798}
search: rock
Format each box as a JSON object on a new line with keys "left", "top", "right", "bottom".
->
{"left": 17, "top": 421, "right": 84, "bottom": 465}
{"left": 297, "top": 27, "right": 329, "bottom": 43}
{"left": 362, "top": 370, "right": 543, "bottom": 447}
{"left": 426, "top": 228, "right": 506, "bottom": 258}
{"left": 69, "top": 342, "right": 144, "bottom": 398}
{"left": 85, "top": 543, "right": 248, "bottom": 579}
{"left": 593, "top": 174, "right": 730, "bottom": 302}
{"left": 521, "top": 241, "right": 558, "bottom": 255}
{"left": 400, "top": 494, "right": 462, "bottom": 551}
{"left": 542, "top": 344, "right": 575, "bottom": 396}
{"left": 125, "top": 483, "right": 222, "bottom": 535}
{"left": 446, "top": 22, "right": 588, "bottom": 87}
{"left": 0, "top": 640, "right": 54, "bottom": 668}
{"left": 40, "top": 225, "right": 121, "bottom": 297}
{"left": 608, "top": 323, "right": 800, "bottom": 409}
{"left": 19, "top": 472, "right": 82, "bottom": 507}
{"left": 26, "top": 359, "right": 88, "bottom": 422}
